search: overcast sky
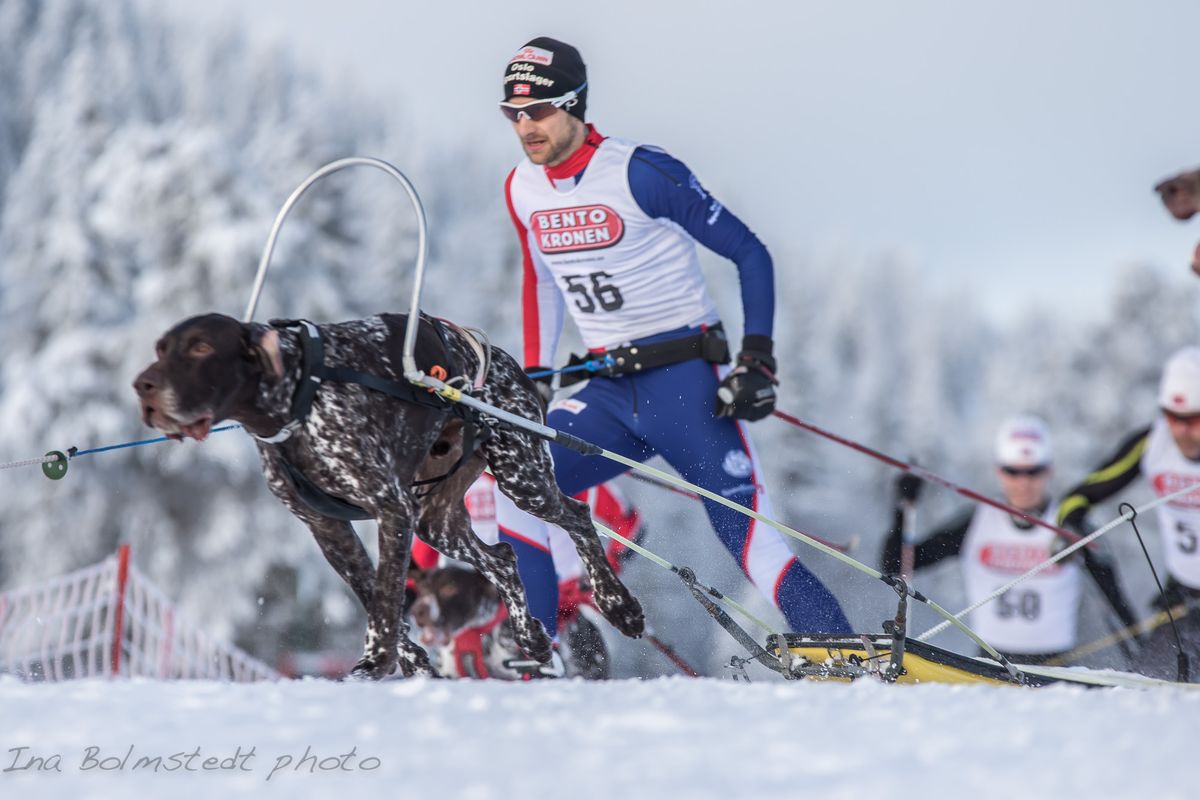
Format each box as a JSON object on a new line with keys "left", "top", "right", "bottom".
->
{"left": 177, "top": 1, "right": 1200, "bottom": 326}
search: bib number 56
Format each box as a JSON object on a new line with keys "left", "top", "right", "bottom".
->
{"left": 563, "top": 272, "right": 624, "bottom": 313}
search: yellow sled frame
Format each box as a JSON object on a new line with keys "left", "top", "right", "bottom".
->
{"left": 698, "top": 576, "right": 1193, "bottom": 688}
{"left": 764, "top": 633, "right": 1200, "bottom": 689}
{"left": 768, "top": 633, "right": 1051, "bottom": 687}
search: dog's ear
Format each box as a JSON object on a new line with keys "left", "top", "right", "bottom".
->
{"left": 245, "top": 323, "right": 284, "bottom": 381}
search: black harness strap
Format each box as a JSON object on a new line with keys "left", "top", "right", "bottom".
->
{"left": 261, "top": 318, "right": 492, "bottom": 519}
{"left": 322, "top": 364, "right": 455, "bottom": 413}
{"left": 278, "top": 458, "right": 373, "bottom": 521}
{"left": 407, "top": 316, "right": 494, "bottom": 494}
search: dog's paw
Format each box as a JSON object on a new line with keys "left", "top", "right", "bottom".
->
{"left": 348, "top": 654, "right": 398, "bottom": 681}
{"left": 397, "top": 649, "right": 440, "bottom": 679}
{"left": 515, "top": 623, "right": 555, "bottom": 664}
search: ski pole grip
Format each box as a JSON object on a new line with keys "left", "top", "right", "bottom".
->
{"left": 554, "top": 431, "right": 602, "bottom": 456}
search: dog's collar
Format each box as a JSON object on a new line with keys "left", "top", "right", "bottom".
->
{"left": 252, "top": 320, "right": 324, "bottom": 444}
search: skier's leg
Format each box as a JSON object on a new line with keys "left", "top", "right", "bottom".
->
{"left": 493, "top": 378, "right": 651, "bottom": 639}
{"left": 642, "top": 360, "right": 851, "bottom": 633}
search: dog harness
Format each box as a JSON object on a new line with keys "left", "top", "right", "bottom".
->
{"left": 255, "top": 317, "right": 493, "bottom": 521}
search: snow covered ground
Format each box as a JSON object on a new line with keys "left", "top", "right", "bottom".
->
{"left": 1, "top": 675, "right": 1196, "bottom": 800}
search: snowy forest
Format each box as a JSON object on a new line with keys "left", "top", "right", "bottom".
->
{"left": 1, "top": 0, "right": 1198, "bottom": 676}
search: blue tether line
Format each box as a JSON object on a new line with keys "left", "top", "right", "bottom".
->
{"left": 69, "top": 425, "right": 244, "bottom": 458}
{"left": 60, "top": 359, "right": 610, "bottom": 461}
{"left": 525, "top": 355, "right": 614, "bottom": 380}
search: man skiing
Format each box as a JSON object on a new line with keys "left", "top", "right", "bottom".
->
{"left": 491, "top": 36, "right": 850, "bottom": 642}
{"left": 1056, "top": 347, "right": 1200, "bottom": 678}
{"left": 880, "top": 415, "right": 1138, "bottom": 665}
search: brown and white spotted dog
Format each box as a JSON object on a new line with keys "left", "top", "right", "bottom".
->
{"left": 132, "top": 312, "right": 644, "bottom": 680}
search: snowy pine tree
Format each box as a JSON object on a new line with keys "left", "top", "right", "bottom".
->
{"left": 0, "top": 0, "right": 506, "bottom": 657}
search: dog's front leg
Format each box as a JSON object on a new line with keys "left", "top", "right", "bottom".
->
{"left": 487, "top": 428, "right": 645, "bottom": 640}
{"left": 542, "top": 493, "right": 646, "bottom": 640}
{"left": 305, "top": 516, "right": 376, "bottom": 610}
{"left": 351, "top": 492, "right": 436, "bottom": 680}
{"left": 416, "top": 468, "right": 554, "bottom": 666}
{"left": 262, "top": 455, "right": 378, "bottom": 611}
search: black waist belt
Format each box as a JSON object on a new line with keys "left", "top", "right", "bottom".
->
{"left": 559, "top": 325, "right": 729, "bottom": 388}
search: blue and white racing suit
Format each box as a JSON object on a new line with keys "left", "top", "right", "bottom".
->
{"left": 496, "top": 124, "right": 850, "bottom": 637}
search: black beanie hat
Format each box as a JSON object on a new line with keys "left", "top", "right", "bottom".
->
{"left": 502, "top": 37, "right": 588, "bottom": 120}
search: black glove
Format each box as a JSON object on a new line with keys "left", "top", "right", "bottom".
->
{"left": 896, "top": 472, "right": 923, "bottom": 504}
{"left": 716, "top": 336, "right": 778, "bottom": 421}
{"left": 524, "top": 366, "right": 554, "bottom": 410}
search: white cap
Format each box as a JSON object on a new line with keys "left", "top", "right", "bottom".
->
{"left": 1158, "top": 346, "right": 1200, "bottom": 414}
{"left": 994, "top": 414, "right": 1052, "bottom": 468}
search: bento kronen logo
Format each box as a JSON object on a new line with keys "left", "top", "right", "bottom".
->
{"left": 532, "top": 205, "right": 625, "bottom": 254}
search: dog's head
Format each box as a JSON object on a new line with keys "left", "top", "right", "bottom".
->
{"left": 409, "top": 566, "right": 500, "bottom": 647}
{"left": 133, "top": 313, "right": 285, "bottom": 441}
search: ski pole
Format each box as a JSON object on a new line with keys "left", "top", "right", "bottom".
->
{"left": 899, "top": 497, "right": 916, "bottom": 580}
{"left": 770, "top": 409, "right": 1088, "bottom": 546}
{"left": 645, "top": 631, "right": 701, "bottom": 677}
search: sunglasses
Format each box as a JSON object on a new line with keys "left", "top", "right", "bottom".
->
{"left": 1156, "top": 175, "right": 1198, "bottom": 198}
{"left": 999, "top": 465, "right": 1048, "bottom": 477}
{"left": 1163, "top": 408, "right": 1200, "bottom": 425}
{"left": 499, "top": 84, "right": 585, "bottom": 123}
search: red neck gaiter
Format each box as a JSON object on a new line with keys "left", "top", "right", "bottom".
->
{"left": 544, "top": 124, "right": 605, "bottom": 182}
